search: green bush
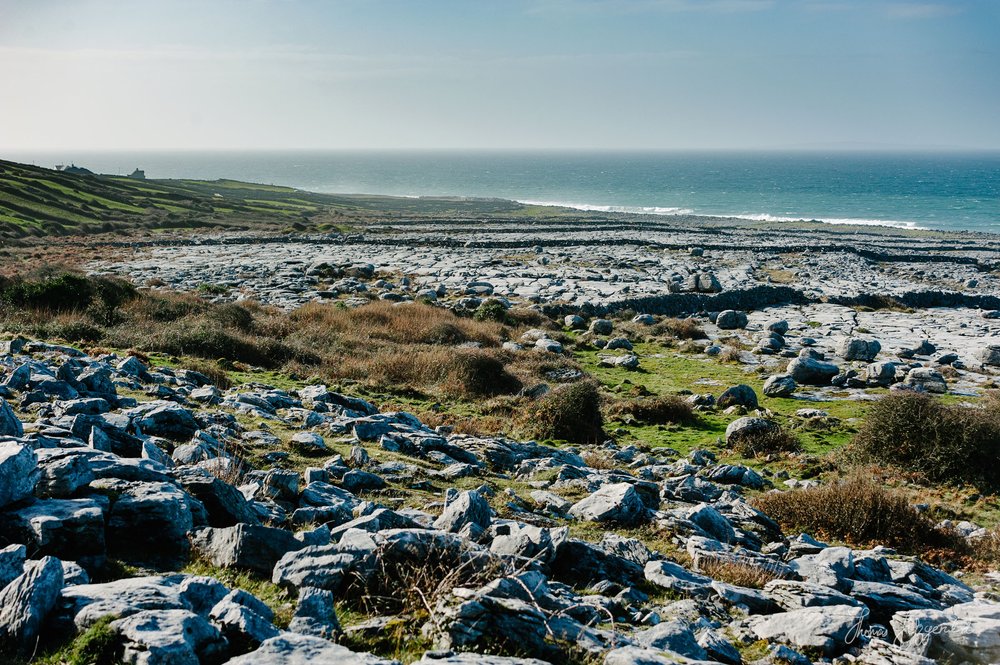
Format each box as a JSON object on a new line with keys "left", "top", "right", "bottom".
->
{"left": 473, "top": 299, "right": 509, "bottom": 324}
{"left": 729, "top": 425, "right": 801, "bottom": 458}
{"left": 607, "top": 395, "right": 696, "bottom": 425}
{"left": 849, "top": 392, "right": 1000, "bottom": 491}
{"left": 443, "top": 350, "right": 522, "bottom": 399}
{"left": 524, "top": 381, "right": 604, "bottom": 444}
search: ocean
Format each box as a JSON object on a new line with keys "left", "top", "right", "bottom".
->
{"left": 8, "top": 150, "right": 1000, "bottom": 232}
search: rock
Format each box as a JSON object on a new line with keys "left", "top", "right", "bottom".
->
{"left": 225, "top": 633, "right": 399, "bottom": 664}
{"left": 127, "top": 401, "right": 199, "bottom": 440}
{"left": 0, "top": 443, "right": 39, "bottom": 508}
{"left": 564, "top": 315, "right": 586, "bottom": 330}
{"left": 1, "top": 497, "right": 107, "bottom": 571}
{"left": 288, "top": 587, "right": 341, "bottom": 639}
{"left": 762, "top": 374, "right": 796, "bottom": 397}
{"left": 0, "top": 544, "right": 27, "bottom": 589}
{"left": 750, "top": 605, "right": 866, "bottom": 656}
{"left": 838, "top": 337, "right": 881, "bottom": 361}
{"left": 978, "top": 344, "right": 1000, "bottom": 366}
{"left": 634, "top": 620, "right": 708, "bottom": 660}
{"left": 644, "top": 560, "right": 713, "bottom": 598}
{"left": 489, "top": 523, "right": 567, "bottom": 564}
{"left": 716, "top": 310, "right": 748, "bottom": 330}
{"left": 589, "top": 319, "right": 613, "bottom": 335}
{"left": 717, "top": 384, "right": 758, "bottom": 409}
{"left": 112, "top": 609, "right": 228, "bottom": 664}
{"left": 174, "top": 467, "right": 260, "bottom": 528}
{"left": 341, "top": 469, "right": 386, "bottom": 493}
{"left": 903, "top": 367, "right": 948, "bottom": 393}
{"left": 191, "top": 524, "right": 305, "bottom": 576}
{"left": 767, "top": 320, "right": 789, "bottom": 335}
{"left": 786, "top": 355, "right": 839, "bottom": 385}
{"left": 764, "top": 579, "right": 864, "bottom": 611}
{"left": 0, "top": 556, "right": 64, "bottom": 654}
{"left": 632, "top": 314, "right": 655, "bottom": 325}
{"left": 891, "top": 602, "right": 1000, "bottom": 664}
{"left": 209, "top": 589, "right": 279, "bottom": 652}
{"left": 724, "top": 417, "right": 778, "bottom": 445}
{"left": 290, "top": 432, "right": 327, "bottom": 453}
{"left": 0, "top": 399, "right": 23, "bottom": 437}
{"left": 569, "top": 483, "right": 648, "bottom": 525}
{"left": 866, "top": 361, "right": 897, "bottom": 387}
{"left": 434, "top": 490, "right": 492, "bottom": 533}
{"left": 34, "top": 449, "right": 95, "bottom": 498}
{"left": 104, "top": 480, "right": 196, "bottom": 569}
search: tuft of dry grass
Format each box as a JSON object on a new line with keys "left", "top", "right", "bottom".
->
{"left": 698, "top": 557, "right": 786, "bottom": 589}
{"left": 651, "top": 317, "right": 706, "bottom": 340}
{"left": 729, "top": 426, "right": 801, "bottom": 458}
{"left": 751, "top": 476, "right": 955, "bottom": 553}
{"left": 606, "top": 395, "right": 696, "bottom": 425}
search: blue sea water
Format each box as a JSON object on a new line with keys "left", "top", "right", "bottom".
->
{"left": 8, "top": 151, "right": 1000, "bottom": 232}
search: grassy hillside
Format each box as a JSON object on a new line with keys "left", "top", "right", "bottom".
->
{"left": 0, "top": 158, "right": 527, "bottom": 240}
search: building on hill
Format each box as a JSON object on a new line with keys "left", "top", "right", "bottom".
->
{"left": 58, "top": 164, "right": 95, "bottom": 175}
{"left": 128, "top": 168, "right": 146, "bottom": 180}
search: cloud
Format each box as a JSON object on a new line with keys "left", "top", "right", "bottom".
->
{"left": 884, "top": 2, "right": 962, "bottom": 19}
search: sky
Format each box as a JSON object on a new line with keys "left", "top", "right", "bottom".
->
{"left": 0, "top": 0, "right": 998, "bottom": 151}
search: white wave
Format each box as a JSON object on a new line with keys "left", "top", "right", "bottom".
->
{"left": 518, "top": 200, "right": 695, "bottom": 215}
{"left": 517, "top": 200, "right": 925, "bottom": 230}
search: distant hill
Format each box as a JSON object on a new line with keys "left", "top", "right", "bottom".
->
{"left": 0, "top": 158, "right": 526, "bottom": 240}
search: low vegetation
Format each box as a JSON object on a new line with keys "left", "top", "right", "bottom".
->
{"left": 524, "top": 381, "right": 605, "bottom": 444}
{"left": 606, "top": 395, "right": 696, "bottom": 425}
{"left": 751, "top": 476, "right": 953, "bottom": 553}
{"left": 728, "top": 425, "right": 801, "bottom": 459}
{"left": 849, "top": 392, "right": 1000, "bottom": 491}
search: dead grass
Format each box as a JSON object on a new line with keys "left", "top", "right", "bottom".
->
{"left": 751, "top": 476, "right": 956, "bottom": 553}
{"left": 698, "top": 558, "right": 786, "bottom": 589}
{"left": 606, "top": 395, "right": 696, "bottom": 425}
{"left": 729, "top": 426, "right": 801, "bottom": 458}
{"left": 521, "top": 381, "right": 605, "bottom": 444}
{"left": 650, "top": 317, "right": 707, "bottom": 340}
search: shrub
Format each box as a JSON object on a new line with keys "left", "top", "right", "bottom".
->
{"left": 849, "top": 392, "right": 1000, "bottom": 491}
{"left": 698, "top": 558, "right": 786, "bottom": 589}
{"left": 751, "top": 476, "right": 953, "bottom": 552}
{"left": 473, "top": 298, "right": 509, "bottom": 323}
{"left": 729, "top": 425, "right": 800, "bottom": 458}
{"left": 442, "top": 350, "right": 522, "bottom": 399}
{"left": 652, "top": 317, "right": 706, "bottom": 340}
{"left": 178, "top": 358, "right": 233, "bottom": 390}
{"left": 607, "top": 395, "right": 695, "bottom": 425}
{"left": 524, "top": 381, "right": 604, "bottom": 444}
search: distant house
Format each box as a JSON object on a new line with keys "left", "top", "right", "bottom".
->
{"left": 128, "top": 168, "right": 146, "bottom": 180}
{"left": 59, "top": 164, "right": 95, "bottom": 176}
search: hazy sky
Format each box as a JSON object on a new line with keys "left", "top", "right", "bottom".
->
{"left": 1, "top": 0, "right": 998, "bottom": 151}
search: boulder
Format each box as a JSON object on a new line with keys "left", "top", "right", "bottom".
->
{"left": 838, "top": 337, "right": 881, "bottom": 361}
{"left": 865, "top": 361, "right": 897, "bottom": 387}
{"left": 634, "top": 620, "right": 708, "bottom": 660}
{"left": 750, "top": 605, "right": 866, "bottom": 656}
{"left": 0, "top": 443, "right": 38, "bottom": 508}
{"left": 111, "top": 609, "right": 228, "bottom": 664}
{"left": 787, "top": 356, "right": 839, "bottom": 386}
{"left": 34, "top": 448, "right": 95, "bottom": 498}
{"left": 717, "top": 384, "right": 758, "bottom": 410}
{"left": 173, "top": 467, "right": 260, "bottom": 527}
{"left": 716, "top": 310, "right": 748, "bottom": 330}
{"left": 225, "top": 633, "right": 398, "bottom": 664}
{"left": 903, "top": 367, "right": 948, "bottom": 394}
{"left": 288, "top": 586, "right": 341, "bottom": 639}
{"left": 1, "top": 497, "right": 107, "bottom": 571}
{"left": 0, "top": 399, "right": 23, "bottom": 437}
{"left": 724, "top": 417, "right": 778, "bottom": 446}
{"left": 0, "top": 556, "right": 64, "bottom": 654}
{"left": 434, "top": 490, "right": 492, "bottom": 533}
{"left": 589, "top": 319, "right": 613, "bottom": 335}
{"left": 209, "top": 589, "right": 279, "bottom": 652}
{"left": 978, "top": 344, "right": 1000, "bottom": 366}
{"left": 104, "top": 480, "right": 197, "bottom": 569}
{"left": 762, "top": 374, "right": 796, "bottom": 397}
{"left": 569, "top": 483, "right": 647, "bottom": 525}
{"left": 191, "top": 524, "right": 305, "bottom": 576}
{"left": 127, "top": 401, "right": 199, "bottom": 440}
{"left": 0, "top": 544, "right": 26, "bottom": 589}
{"left": 764, "top": 579, "right": 864, "bottom": 611}
{"left": 644, "top": 560, "right": 713, "bottom": 598}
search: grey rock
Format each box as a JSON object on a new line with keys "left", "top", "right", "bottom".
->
{"left": 0, "top": 544, "right": 27, "bottom": 589}
{"left": 978, "top": 344, "right": 1000, "bottom": 366}
{"left": 34, "top": 448, "right": 95, "bottom": 498}
{"left": 717, "top": 384, "right": 758, "bottom": 409}
{"left": 112, "top": 608, "right": 228, "bottom": 665}
{"left": 341, "top": 469, "right": 387, "bottom": 493}
{"left": 590, "top": 319, "right": 614, "bottom": 335}
{"left": 0, "top": 398, "right": 24, "bottom": 437}
{"left": 903, "top": 367, "right": 948, "bottom": 393}
{"left": 0, "top": 556, "right": 64, "bottom": 653}
{"left": 127, "top": 401, "right": 199, "bottom": 440}
{"left": 762, "top": 374, "right": 796, "bottom": 397}
{"left": 634, "top": 620, "right": 708, "bottom": 660}
{"left": 716, "top": 310, "right": 748, "bottom": 330}
{"left": 288, "top": 586, "right": 341, "bottom": 639}
{"left": 764, "top": 579, "right": 864, "bottom": 611}
{"left": 786, "top": 355, "right": 839, "bottom": 386}
{"left": 838, "top": 337, "right": 881, "bottom": 361}
{"left": 104, "top": 480, "right": 196, "bottom": 569}
{"left": 191, "top": 524, "right": 305, "bottom": 576}
{"left": 724, "top": 417, "right": 778, "bottom": 445}
{"left": 0, "top": 443, "right": 38, "bottom": 507}
{"left": 224, "top": 633, "right": 399, "bottom": 664}
{"left": 2, "top": 497, "right": 107, "bottom": 571}
{"left": 569, "top": 483, "right": 648, "bottom": 525}
{"left": 209, "top": 589, "right": 279, "bottom": 652}
{"left": 750, "top": 604, "right": 866, "bottom": 656}
{"left": 644, "top": 560, "right": 713, "bottom": 597}
{"left": 434, "top": 490, "right": 492, "bottom": 533}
